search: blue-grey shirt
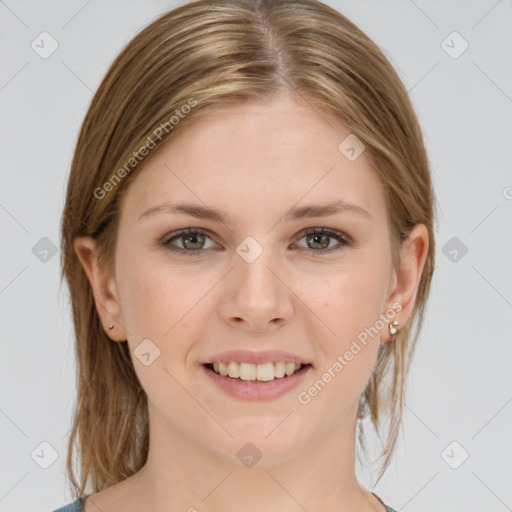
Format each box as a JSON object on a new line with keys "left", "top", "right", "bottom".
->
{"left": 52, "top": 494, "right": 398, "bottom": 512}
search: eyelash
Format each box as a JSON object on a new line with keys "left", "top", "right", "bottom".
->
{"left": 161, "top": 227, "right": 352, "bottom": 257}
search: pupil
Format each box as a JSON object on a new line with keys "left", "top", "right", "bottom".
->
{"left": 184, "top": 234, "right": 203, "bottom": 249}
{"left": 309, "top": 233, "right": 328, "bottom": 249}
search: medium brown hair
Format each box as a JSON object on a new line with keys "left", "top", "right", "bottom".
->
{"left": 60, "top": 0, "right": 436, "bottom": 497}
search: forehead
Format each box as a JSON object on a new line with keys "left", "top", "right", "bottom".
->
{"left": 119, "top": 95, "right": 386, "bottom": 225}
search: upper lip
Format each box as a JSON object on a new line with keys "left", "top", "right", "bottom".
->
{"left": 201, "top": 349, "right": 312, "bottom": 366}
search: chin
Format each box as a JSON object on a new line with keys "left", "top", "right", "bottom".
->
{"left": 207, "top": 416, "right": 310, "bottom": 467}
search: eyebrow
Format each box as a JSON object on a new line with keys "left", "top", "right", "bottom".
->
{"left": 138, "top": 199, "right": 371, "bottom": 224}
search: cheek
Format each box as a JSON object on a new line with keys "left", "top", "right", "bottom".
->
{"left": 294, "top": 260, "right": 389, "bottom": 401}
{"left": 117, "top": 249, "right": 210, "bottom": 338}
{"left": 116, "top": 257, "right": 211, "bottom": 402}
{"left": 298, "top": 261, "right": 389, "bottom": 338}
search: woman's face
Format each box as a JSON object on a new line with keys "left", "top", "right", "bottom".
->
{"left": 85, "top": 94, "right": 421, "bottom": 466}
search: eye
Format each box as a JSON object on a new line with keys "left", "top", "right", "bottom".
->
{"left": 294, "top": 227, "right": 352, "bottom": 256}
{"left": 161, "top": 228, "right": 216, "bottom": 255}
{"left": 160, "top": 227, "right": 352, "bottom": 257}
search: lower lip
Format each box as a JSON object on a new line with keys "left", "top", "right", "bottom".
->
{"left": 201, "top": 364, "right": 312, "bottom": 401}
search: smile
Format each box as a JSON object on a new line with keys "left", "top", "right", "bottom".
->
{"left": 201, "top": 362, "right": 312, "bottom": 400}
{"left": 206, "top": 361, "right": 305, "bottom": 381}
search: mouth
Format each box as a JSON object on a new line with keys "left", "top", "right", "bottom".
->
{"left": 201, "top": 361, "right": 313, "bottom": 400}
{"left": 202, "top": 361, "right": 313, "bottom": 382}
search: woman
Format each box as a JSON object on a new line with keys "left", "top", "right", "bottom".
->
{"left": 55, "top": 0, "right": 435, "bottom": 511}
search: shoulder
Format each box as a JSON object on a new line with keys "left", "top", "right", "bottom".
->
{"left": 371, "top": 492, "right": 398, "bottom": 512}
{"left": 51, "top": 497, "right": 84, "bottom": 512}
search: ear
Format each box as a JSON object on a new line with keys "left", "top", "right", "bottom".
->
{"left": 73, "top": 236, "right": 126, "bottom": 342}
{"left": 381, "top": 223, "right": 429, "bottom": 343}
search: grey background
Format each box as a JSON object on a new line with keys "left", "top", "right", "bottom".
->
{"left": 0, "top": 1, "right": 511, "bottom": 511}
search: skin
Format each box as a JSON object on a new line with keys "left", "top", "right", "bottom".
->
{"left": 75, "top": 92, "right": 428, "bottom": 512}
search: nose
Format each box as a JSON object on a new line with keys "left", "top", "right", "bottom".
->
{"left": 218, "top": 249, "right": 294, "bottom": 333}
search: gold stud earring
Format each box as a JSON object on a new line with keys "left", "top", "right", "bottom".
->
{"left": 389, "top": 320, "right": 399, "bottom": 339}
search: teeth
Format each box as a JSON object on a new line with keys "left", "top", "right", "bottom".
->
{"left": 274, "top": 361, "right": 285, "bottom": 378}
{"left": 227, "top": 361, "right": 239, "bottom": 378}
{"left": 209, "top": 361, "right": 305, "bottom": 381}
{"left": 219, "top": 362, "right": 228, "bottom": 376}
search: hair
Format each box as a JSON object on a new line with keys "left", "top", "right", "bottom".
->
{"left": 59, "top": 0, "right": 436, "bottom": 498}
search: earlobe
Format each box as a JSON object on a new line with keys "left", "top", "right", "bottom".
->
{"left": 382, "top": 223, "right": 429, "bottom": 343}
{"left": 73, "top": 236, "right": 126, "bottom": 341}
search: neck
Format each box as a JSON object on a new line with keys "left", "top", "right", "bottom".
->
{"left": 123, "top": 402, "right": 384, "bottom": 512}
